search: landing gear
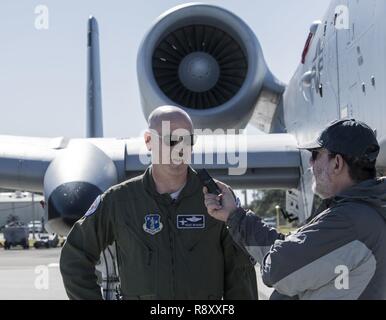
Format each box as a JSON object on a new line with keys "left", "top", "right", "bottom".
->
{"left": 22, "top": 239, "right": 29, "bottom": 250}
{"left": 4, "top": 241, "right": 10, "bottom": 250}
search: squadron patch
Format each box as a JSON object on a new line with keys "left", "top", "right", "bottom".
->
{"left": 177, "top": 215, "right": 205, "bottom": 229}
{"left": 85, "top": 195, "right": 101, "bottom": 217}
{"left": 143, "top": 214, "right": 163, "bottom": 235}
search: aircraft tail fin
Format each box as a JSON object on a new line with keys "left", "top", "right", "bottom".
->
{"left": 86, "top": 16, "right": 104, "bottom": 138}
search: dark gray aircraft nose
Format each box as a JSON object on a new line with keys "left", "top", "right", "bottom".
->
{"left": 42, "top": 142, "right": 118, "bottom": 235}
{"left": 46, "top": 181, "right": 102, "bottom": 235}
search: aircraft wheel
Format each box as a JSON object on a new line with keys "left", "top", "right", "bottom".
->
{"left": 23, "top": 240, "right": 29, "bottom": 250}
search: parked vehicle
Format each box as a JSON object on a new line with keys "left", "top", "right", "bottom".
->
{"left": 262, "top": 217, "right": 277, "bottom": 228}
{"left": 33, "top": 233, "right": 59, "bottom": 249}
{"left": 3, "top": 222, "right": 29, "bottom": 250}
{"left": 28, "top": 220, "right": 44, "bottom": 233}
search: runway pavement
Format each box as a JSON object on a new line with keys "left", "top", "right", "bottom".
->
{"left": 0, "top": 246, "right": 273, "bottom": 300}
{"left": 0, "top": 247, "right": 67, "bottom": 300}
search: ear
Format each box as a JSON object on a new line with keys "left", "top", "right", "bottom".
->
{"left": 144, "top": 131, "right": 152, "bottom": 151}
{"left": 333, "top": 154, "right": 345, "bottom": 175}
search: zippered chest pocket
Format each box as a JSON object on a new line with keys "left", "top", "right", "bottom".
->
{"left": 115, "top": 220, "right": 159, "bottom": 296}
{"left": 116, "top": 220, "right": 156, "bottom": 267}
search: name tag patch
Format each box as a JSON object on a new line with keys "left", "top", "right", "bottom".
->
{"left": 177, "top": 215, "right": 205, "bottom": 229}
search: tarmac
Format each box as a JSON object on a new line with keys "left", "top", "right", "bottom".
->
{"left": 0, "top": 247, "right": 67, "bottom": 300}
{"left": 0, "top": 244, "right": 273, "bottom": 300}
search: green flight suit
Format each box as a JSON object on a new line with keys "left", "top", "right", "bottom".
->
{"left": 60, "top": 166, "right": 258, "bottom": 300}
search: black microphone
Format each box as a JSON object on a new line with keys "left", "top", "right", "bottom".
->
{"left": 196, "top": 169, "right": 222, "bottom": 196}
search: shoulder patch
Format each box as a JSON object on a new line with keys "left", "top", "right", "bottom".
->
{"left": 85, "top": 195, "right": 102, "bottom": 217}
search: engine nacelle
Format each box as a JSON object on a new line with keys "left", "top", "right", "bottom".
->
{"left": 43, "top": 141, "right": 118, "bottom": 235}
{"left": 137, "top": 3, "right": 271, "bottom": 130}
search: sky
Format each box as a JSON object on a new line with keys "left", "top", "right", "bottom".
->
{"left": 0, "top": 0, "right": 331, "bottom": 139}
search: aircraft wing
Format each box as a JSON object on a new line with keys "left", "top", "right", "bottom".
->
{"left": 0, "top": 135, "right": 64, "bottom": 193}
{"left": 0, "top": 133, "right": 302, "bottom": 235}
{"left": 0, "top": 133, "right": 301, "bottom": 193}
{"left": 125, "top": 133, "right": 301, "bottom": 189}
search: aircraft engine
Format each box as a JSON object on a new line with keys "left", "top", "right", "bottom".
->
{"left": 43, "top": 141, "right": 118, "bottom": 235}
{"left": 137, "top": 3, "right": 271, "bottom": 130}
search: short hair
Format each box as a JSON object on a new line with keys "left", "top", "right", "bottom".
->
{"left": 329, "top": 152, "right": 377, "bottom": 182}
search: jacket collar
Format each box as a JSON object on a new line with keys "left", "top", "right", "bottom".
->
{"left": 142, "top": 165, "right": 201, "bottom": 206}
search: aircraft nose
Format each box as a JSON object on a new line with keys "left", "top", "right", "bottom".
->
{"left": 46, "top": 181, "right": 102, "bottom": 235}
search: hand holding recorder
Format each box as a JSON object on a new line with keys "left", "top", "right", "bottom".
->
{"left": 197, "top": 169, "right": 237, "bottom": 223}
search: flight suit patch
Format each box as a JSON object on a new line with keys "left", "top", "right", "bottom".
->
{"left": 143, "top": 214, "right": 163, "bottom": 235}
{"left": 177, "top": 215, "right": 205, "bottom": 229}
{"left": 85, "top": 195, "right": 101, "bottom": 217}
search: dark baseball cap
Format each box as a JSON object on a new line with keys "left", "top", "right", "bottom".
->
{"left": 298, "top": 119, "right": 380, "bottom": 161}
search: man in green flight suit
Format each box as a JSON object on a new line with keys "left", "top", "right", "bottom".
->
{"left": 60, "top": 105, "right": 258, "bottom": 300}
